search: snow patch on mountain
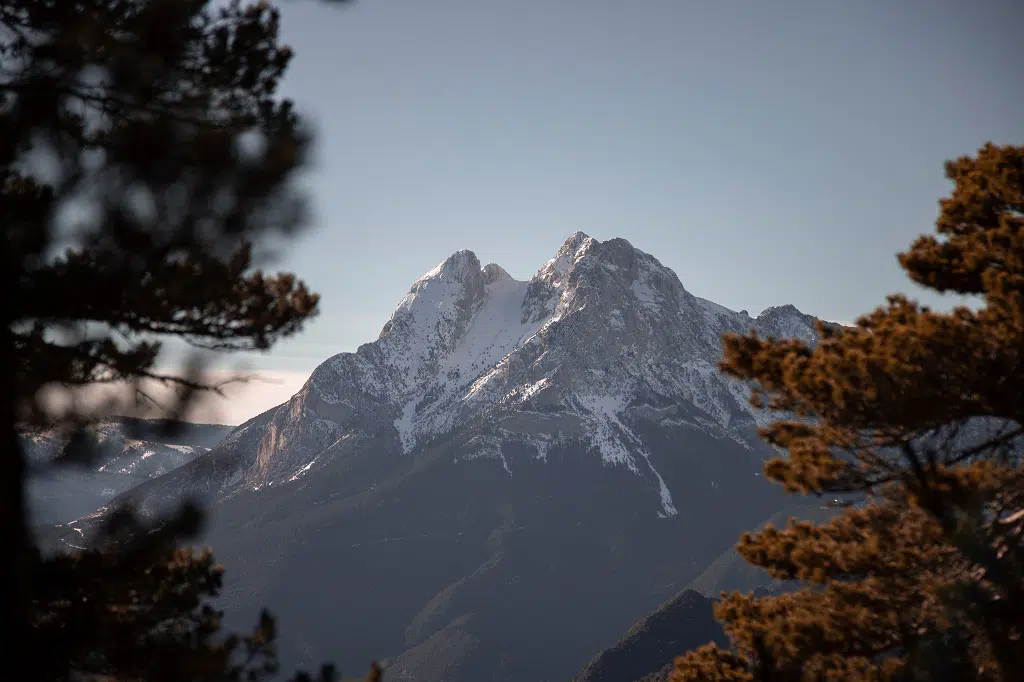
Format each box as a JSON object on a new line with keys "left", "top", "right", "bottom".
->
{"left": 461, "top": 435, "right": 512, "bottom": 475}
{"left": 386, "top": 259, "right": 555, "bottom": 453}
{"left": 574, "top": 392, "right": 678, "bottom": 518}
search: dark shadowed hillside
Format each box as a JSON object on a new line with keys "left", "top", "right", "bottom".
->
{"left": 687, "top": 501, "right": 840, "bottom": 598}
{"left": 572, "top": 589, "right": 726, "bottom": 682}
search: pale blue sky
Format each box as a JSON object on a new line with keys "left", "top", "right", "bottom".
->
{"left": 178, "top": 0, "right": 1023, "bottom": 421}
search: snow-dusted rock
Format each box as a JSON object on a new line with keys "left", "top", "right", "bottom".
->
{"left": 84, "top": 233, "right": 825, "bottom": 523}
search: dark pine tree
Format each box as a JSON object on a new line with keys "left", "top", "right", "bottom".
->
{"left": 1, "top": 1, "right": 369, "bottom": 680}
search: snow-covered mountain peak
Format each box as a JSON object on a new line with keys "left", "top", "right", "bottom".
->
{"left": 419, "top": 249, "right": 482, "bottom": 284}
{"left": 526, "top": 231, "right": 595, "bottom": 295}
{"left": 519, "top": 234, "right": 688, "bottom": 330}
{"left": 482, "top": 262, "right": 513, "bottom": 284}
{"left": 754, "top": 304, "right": 821, "bottom": 344}
{"left": 158, "top": 234, "right": 830, "bottom": 517}
{"left": 556, "top": 230, "right": 595, "bottom": 257}
{"left": 531, "top": 234, "right": 678, "bottom": 295}
{"left": 380, "top": 250, "right": 486, "bottom": 337}
{"left": 756, "top": 303, "right": 803, "bottom": 323}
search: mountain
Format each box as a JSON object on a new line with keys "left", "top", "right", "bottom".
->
{"left": 77, "top": 233, "right": 824, "bottom": 520}
{"left": 23, "top": 417, "right": 231, "bottom": 528}
{"left": 60, "top": 233, "right": 831, "bottom": 682}
{"left": 567, "top": 502, "right": 842, "bottom": 682}
{"left": 580, "top": 422, "right": 1024, "bottom": 682}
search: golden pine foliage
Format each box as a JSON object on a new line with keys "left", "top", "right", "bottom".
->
{"left": 672, "top": 144, "right": 1024, "bottom": 681}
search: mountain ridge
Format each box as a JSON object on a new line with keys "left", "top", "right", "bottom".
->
{"left": 72, "top": 233, "right": 826, "bottom": 526}
{"left": 54, "top": 233, "right": 838, "bottom": 682}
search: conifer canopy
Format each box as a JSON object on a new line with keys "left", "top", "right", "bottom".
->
{"left": 1, "top": 1, "right": 365, "bottom": 679}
